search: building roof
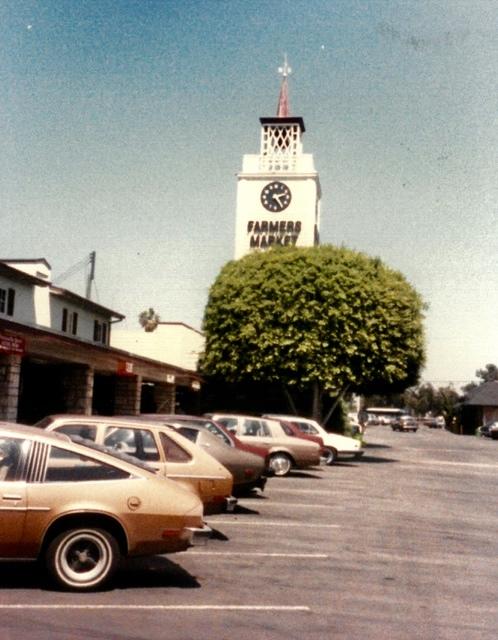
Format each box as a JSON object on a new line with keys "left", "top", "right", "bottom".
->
{"left": 0, "top": 261, "right": 50, "bottom": 287}
{"left": 50, "top": 286, "right": 125, "bottom": 320}
{"left": 464, "top": 381, "right": 498, "bottom": 406}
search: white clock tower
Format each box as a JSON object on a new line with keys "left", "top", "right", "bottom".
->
{"left": 234, "top": 58, "right": 322, "bottom": 259}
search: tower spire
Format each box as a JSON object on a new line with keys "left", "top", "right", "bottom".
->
{"left": 276, "top": 54, "right": 292, "bottom": 117}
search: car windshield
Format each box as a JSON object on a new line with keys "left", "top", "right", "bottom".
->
{"left": 69, "top": 435, "right": 156, "bottom": 473}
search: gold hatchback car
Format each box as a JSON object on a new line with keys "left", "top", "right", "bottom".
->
{"left": 0, "top": 422, "right": 209, "bottom": 591}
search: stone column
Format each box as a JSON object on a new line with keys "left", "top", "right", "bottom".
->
{"left": 114, "top": 375, "right": 142, "bottom": 416}
{"left": 154, "top": 383, "right": 176, "bottom": 414}
{"left": 63, "top": 365, "right": 94, "bottom": 415}
{"left": 0, "top": 355, "right": 21, "bottom": 422}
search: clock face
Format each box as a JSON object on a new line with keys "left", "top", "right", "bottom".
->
{"left": 260, "top": 181, "right": 292, "bottom": 212}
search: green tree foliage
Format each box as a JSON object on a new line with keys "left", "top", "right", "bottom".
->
{"left": 201, "top": 246, "right": 426, "bottom": 415}
{"left": 402, "top": 383, "right": 461, "bottom": 423}
{"left": 463, "top": 363, "right": 498, "bottom": 394}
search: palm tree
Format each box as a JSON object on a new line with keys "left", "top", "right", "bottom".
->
{"left": 138, "top": 308, "right": 160, "bottom": 332}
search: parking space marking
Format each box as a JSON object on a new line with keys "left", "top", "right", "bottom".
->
{"left": 185, "top": 552, "right": 328, "bottom": 558}
{"left": 0, "top": 605, "right": 310, "bottom": 612}
{"left": 207, "top": 520, "right": 340, "bottom": 528}
{"left": 416, "top": 460, "right": 498, "bottom": 470}
{"left": 260, "top": 488, "right": 349, "bottom": 495}
{"left": 240, "top": 501, "right": 344, "bottom": 509}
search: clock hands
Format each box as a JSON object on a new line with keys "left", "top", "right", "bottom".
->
{"left": 273, "top": 192, "right": 286, "bottom": 207}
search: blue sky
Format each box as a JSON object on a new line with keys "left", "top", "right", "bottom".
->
{"left": 1, "top": 0, "right": 497, "bottom": 386}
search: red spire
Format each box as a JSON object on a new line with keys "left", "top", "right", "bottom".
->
{"left": 276, "top": 55, "right": 291, "bottom": 117}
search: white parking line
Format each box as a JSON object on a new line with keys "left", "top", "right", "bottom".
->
{"left": 0, "top": 605, "right": 310, "bottom": 612}
{"left": 243, "top": 501, "right": 343, "bottom": 509}
{"left": 208, "top": 520, "right": 340, "bottom": 528}
{"left": 417, "top": 460, "right": 498, "bottom": 469}
{"left": 185, "top": 552, "right": 328, "bottom": 558}
{"left": 266, "top": 488, "right": 354, "bottom": 495}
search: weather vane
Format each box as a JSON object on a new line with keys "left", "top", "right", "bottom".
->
{"left": 278, "top": 54, "right": 292, "bottom": 78}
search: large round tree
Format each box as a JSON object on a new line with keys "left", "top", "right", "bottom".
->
{"left": 201, "top": 245, "right": 426, "bottom": 420}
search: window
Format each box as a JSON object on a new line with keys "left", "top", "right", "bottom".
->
{"left": 216, "top": 417, "right": 238, "bottom": 433}
{"left": 103, "top": 427, "right": 160, "bottom": 462}
{"left": 0, "top": 437, "right": 26, "bottom": 481}
{"left": 242, "top": 419, "right": 267, "bottom": 437}
{"left": 160, "top": 432, "right": 192, "bottom": 462}
{"left": 71, "top": 312, "right": 78, "bottom": 335}
{"left": 201, "top": 422, "right": 232, "bottom": 446}
{"left": 93, "top": 321, "right": 109, "bottom": 345}
{"left": 61, "top": 308, "right": 68, "bottom": 332}
{"left": 45, "top": 446, "right": 130, "bottom": 482}
{"left": 0, "top": 288, "right": 14, "bottom": 316}
{"left": 53, "top": 424, "right": 97, "bottom": 442}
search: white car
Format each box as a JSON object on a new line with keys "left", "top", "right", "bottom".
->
{"left": 264, "top": 414, "right": 364, "bottom": 465}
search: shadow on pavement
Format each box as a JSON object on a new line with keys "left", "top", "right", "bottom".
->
{"left": 288, "top": 471, "right": 323, "bottom": 479}
{"left": 0, "top": 556, "right": 202, "bottom": 591}
{"left": 357, "top": 455, "right": 399, "bottom": 464}
{"left": 117, "top": 556, "right": 201, "bottom": 589}
{"left": 233, "top": 503, "right": 260, "bottom": 515}
{"left": 209, "top": 527, "right": 230, "bottom": 541}
{"left": 364, "top": 443, "right": 393, "bottom": 450}
{"left": 0, "top": 560, "right": 44, "bottom": 590}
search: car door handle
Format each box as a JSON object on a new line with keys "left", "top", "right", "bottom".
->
{"left": 2, "top": 494, "right": 22, "bottom": 501}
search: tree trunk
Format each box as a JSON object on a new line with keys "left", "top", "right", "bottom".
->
{"left": 322, "top": 385, "right": 350, "bottom": 427}
{"left": 311, "top": 382, "right": 322, "bottom": 421}
{"left": 283, "top": 386, "right": 298, "bottom": 415}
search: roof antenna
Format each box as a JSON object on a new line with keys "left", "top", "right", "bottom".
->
{"left": 85, "top": 251, "right": 96, "bottom": 299}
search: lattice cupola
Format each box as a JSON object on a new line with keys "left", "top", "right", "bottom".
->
{"left": 258, "top": 57, "right": 305, "bottom": 172}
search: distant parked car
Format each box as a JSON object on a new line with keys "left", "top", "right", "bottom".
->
{"left": 0, "top": 422, "right": 209, "bottom": 591}
{"left": 38, "top": 415, "right": 235, "bottom": 514}
{"left": 139, "top": 416, "right": 268, "bottom": 495}
{"left": 391, "top": 415, "right": 418, "bottom": 432}
{"left": 422, "top": 416, "right": 445, "bottom": 429}
{"left": 477, "top": 420, "right": 498, "bottom": 439}
{"left": 264, "top": 414, "right": 364, "bottom": 465}
{"left": 209, "top": 414, "right": 321, "bottom": 477}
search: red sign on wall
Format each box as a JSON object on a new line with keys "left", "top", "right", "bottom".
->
{"left": 117, "top": 361, "right": 134, "bottom": 376}
{"left": 0, "top": 334, "right": 25, "bottom": 356}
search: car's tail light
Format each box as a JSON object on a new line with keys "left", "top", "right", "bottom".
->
{"left": 161, "top": 528, "right": 181, "bottom": 539}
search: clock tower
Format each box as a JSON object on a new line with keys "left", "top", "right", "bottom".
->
{"left": 234, "top": 58, "right": 322, "bottom": 259}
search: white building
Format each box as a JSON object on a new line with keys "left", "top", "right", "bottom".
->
{"left": 0, "top": 258, "right": 201, "bottom": 423}
{"left": 234, "top": 59, "right": 322, "bottom": 259}
{"left": 111, "top": 322, "right": 204, "bottom": 373}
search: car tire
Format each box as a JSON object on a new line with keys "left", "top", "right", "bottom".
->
{"left": 45, "top": 527, "right": 120, "bottom": 591}
{"left": 323, "top": 448, "right": 338, "bottom": 465}
{"left": 268, "top": 452, "right": 293, "bottom": 477}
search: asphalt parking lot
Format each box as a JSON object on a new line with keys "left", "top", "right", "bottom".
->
{"left": 1, "top": 425, "right": 497, "bottom": 640}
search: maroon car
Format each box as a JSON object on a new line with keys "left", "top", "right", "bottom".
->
{"left": 274, "top": 419, "right": 325, "bottom": 457}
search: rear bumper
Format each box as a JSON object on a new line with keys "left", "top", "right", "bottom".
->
{"left": 225, "top": 495, "right": 237, "bottom": 512}
{"left": 186, "top": 524, "right": 212, "bottom": 546}
{"left": 233, "top": 475, "right": 268, "bottom": 496}
{"left": 339, "top": 449, "right": 364, "bottom": 458}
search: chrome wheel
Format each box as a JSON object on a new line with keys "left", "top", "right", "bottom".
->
{"left": 323, "top": 448, "right": 338, "bottom": 465}
{"left": 46, "top": 528, "right": 119, "bottom": 591}
{"left": 268, "top": 452, "right": 292, "bottom": 477}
